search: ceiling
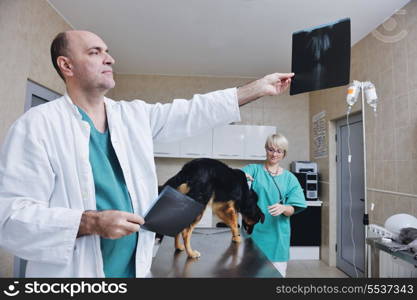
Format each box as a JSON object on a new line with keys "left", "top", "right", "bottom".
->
{"left": 48, "top": 0, "right": 410, "bottom": 78}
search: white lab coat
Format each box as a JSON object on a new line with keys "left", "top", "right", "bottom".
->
{"left": 0, "top": 88, "right": 240, "bottom": 277}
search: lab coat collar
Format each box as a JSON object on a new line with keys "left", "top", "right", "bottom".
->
{"left": 63, "top": 92, "right": 115, "bottom": 120}
{"left": 63, "top": 92, "right": 83, "bottom": 120}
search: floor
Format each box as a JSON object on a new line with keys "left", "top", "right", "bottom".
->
{"left": 287, "top": 260, "right": 349, "bottom": 278}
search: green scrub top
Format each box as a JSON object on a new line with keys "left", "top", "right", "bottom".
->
{"left": 242, "top": 164, "right": 307, "bottom": 262}
{"left": 78, "top": 107, "right": 137, "bottom": 278}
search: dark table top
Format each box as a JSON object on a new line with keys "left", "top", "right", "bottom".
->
{"left": 366, "top": 237, "right": 417, "bottom": 267}
{"left": 149, "top": 228, "right": 281, "bottom": 278}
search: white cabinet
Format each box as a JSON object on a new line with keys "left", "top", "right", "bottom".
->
{"left": 212, "top": 125, "right": 275, "bottom": 160}
{"left": 153, "top": 125, "right": 276, "bottom": 160}
{"left": 243, "top": 125, "right": 276, "bottom": 160}
{"left": 180, "top": 130, "right": 212, "bottom": 158}
{"left": 153, "top": 140, "right": 180, "bottom": 157}
{"left": 212, "top": 125, "right": 245, "bottom": 159}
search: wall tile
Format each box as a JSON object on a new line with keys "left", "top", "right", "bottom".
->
{"left": 407, "top": 49, "right": 417, "bottom": 91}
{"left": 375, "top": 95, "right": 395, "bottom": 138}
{"left": 378, "top": 67, "right": 394, "bottom": 104}
{"left": 365, "top": 130, "right": 375, "bottom": 158}
{"left": 238, "top": 105, "right": 252, "bottom": 125}
{"left": 376, "top": 39, "right": 394, "bottom": 73}
{"left": 382, "top": 194, "right": 399, "bottom": 224}
{"left": 412, "top": 161, "right": 417, "bottom": 195}
{"left": 406, "top": 22, "right": 417, "bottom": 56}
{"left": 382, "top": 132, "right": 395, "bottom": 161}
{"left": 383, "top": 160, "right": 396, "bottom": 191}
{"left": 408, "top": 89, "right": 417, "bottom": 125}
{"left": 410, "top": 122, "right": 417, "bottom": 160}
{"left": 394, "top": 94, "right": 410, "bottom": 128}
{"left": 405, "top": 0, "right": 417, "bottom": 30}
{"left": 395, "top": 160, "right": 414, "bottom": 194}
{"left": 394, "top": 196, "right": 414, "bottom": 216}
{"left": 393, "top": 39, "right": 409, "bottom": 97}
{"left": 366, "top": 158, "right": 376, "bottom": 188}
{"left": 374, "top": 161, "right": 384, "bottom": 190}
{"left": 262, "top": 107, "right": 280, "bottom": 126}
{"left": 251, "top": 108, "right": 264, "bottom": 126}
{"left": 412, "top": 198, "right": 417, "bottom": 217}
{"left": 394, "top": 126, "right": 413, "bottom": 161}
{"left": 373, "top": 193, "right": 385, "bottom": 226}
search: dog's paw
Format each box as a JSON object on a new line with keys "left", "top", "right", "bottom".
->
{"left": 188, "top": 250, "right": 201, "bottom": 258}
{"left": 232, "top": 235, "right": 242, "bottom": 243}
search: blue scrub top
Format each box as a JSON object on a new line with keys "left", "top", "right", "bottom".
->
{"left": 78, "top": 107, "right": 137, "bottom": 278}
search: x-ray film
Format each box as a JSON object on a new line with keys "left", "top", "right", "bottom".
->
{"left": 290, "top": 18, "right": 351, "bottom": 95}
{"left": 142, "top": 186, "right": 204, "bottom": 237}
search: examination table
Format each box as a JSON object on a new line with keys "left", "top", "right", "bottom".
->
{"left": 149, "top": 228, "right": 281, "bottom": 277}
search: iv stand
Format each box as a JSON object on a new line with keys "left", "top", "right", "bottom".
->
{"left": 346, "top": 80, "right": 377, "bottom": 277}
{"left": 360, "top": 83, "right": 369, "bottom": 278}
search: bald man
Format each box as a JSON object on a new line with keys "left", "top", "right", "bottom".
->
{"left": 0, "top": 30, "right": 294, "bottom": 277}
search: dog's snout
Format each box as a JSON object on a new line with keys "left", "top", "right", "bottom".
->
{"left": 242, "top": 219, "right": 255, "bottom": 234}
{"left": 246, "top": 224, "right": 254, "bottom": 234}
{"left": 260, "top": 212, "right": 265, "bottom": 224}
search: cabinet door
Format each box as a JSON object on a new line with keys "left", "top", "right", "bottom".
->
{"left": 153, "top": 140, "right": 180, "bottom": 157}
{"left": 180, "top": 130, "right": 212, "bottom": 158}
{"left": 212, "top": 125, "right": 245, "bottom": 159}
{"left": 244, "top": 126, "right": 276, "bottom": 160}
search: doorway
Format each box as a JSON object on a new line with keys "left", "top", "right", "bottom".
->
{"left": 336, "top": 112, "right": 365, "bottom": 277}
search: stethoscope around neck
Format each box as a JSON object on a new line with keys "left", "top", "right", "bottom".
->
{"left": 266, "top": 170, "right": 284, "bottom": 204}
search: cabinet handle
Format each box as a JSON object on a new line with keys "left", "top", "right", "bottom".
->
{"left": 218, "top": 154, "right": 239, "bottom": 157}
{"left": 155, "top": 152, "right": 170, "bottom": 155}
{"left": 185, "top": 153, "right": 200, "bottom": 155}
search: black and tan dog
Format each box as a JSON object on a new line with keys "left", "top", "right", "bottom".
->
{"left": 163, "top": 158, "right": 265, "bottom": 258}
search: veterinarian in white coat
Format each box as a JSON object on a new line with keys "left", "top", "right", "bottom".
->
{"left": 0, "top": 30, "right": 294, "bottom": 277}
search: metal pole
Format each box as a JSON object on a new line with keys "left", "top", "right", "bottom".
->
{"left": 361, "top": 82, "right": 369, "bottom": 277}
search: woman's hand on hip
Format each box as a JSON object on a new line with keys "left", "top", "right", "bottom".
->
{"left": 268, "top": 203, "right": 286, "bottom": 216}
{"left": 268, "top": 204, "right": 295, "bottom": 217}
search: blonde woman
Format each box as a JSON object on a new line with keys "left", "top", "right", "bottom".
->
{"left": 242, "top": 133, "right": 306, "bottom": 277}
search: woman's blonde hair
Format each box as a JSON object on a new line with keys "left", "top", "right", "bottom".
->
{"left": 265, "top": 133, "right": 289, "bottom": 157}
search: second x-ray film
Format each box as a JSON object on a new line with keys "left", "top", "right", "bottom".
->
{"left": 141, "top": 186, "right": 204, "bottom": 237}
{"left": 290, "top": 18, "right": 351, "bottom": 95}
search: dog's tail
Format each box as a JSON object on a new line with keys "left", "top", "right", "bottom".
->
{"left": 162, "top": 170, "right": 186, "bottom": 190}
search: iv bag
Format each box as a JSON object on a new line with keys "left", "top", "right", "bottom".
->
{"left": 346, "top": 81, "right": 360, "bottom": 106}
{"left": 364, "top": 81, "right": 378, "bottom": 112}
